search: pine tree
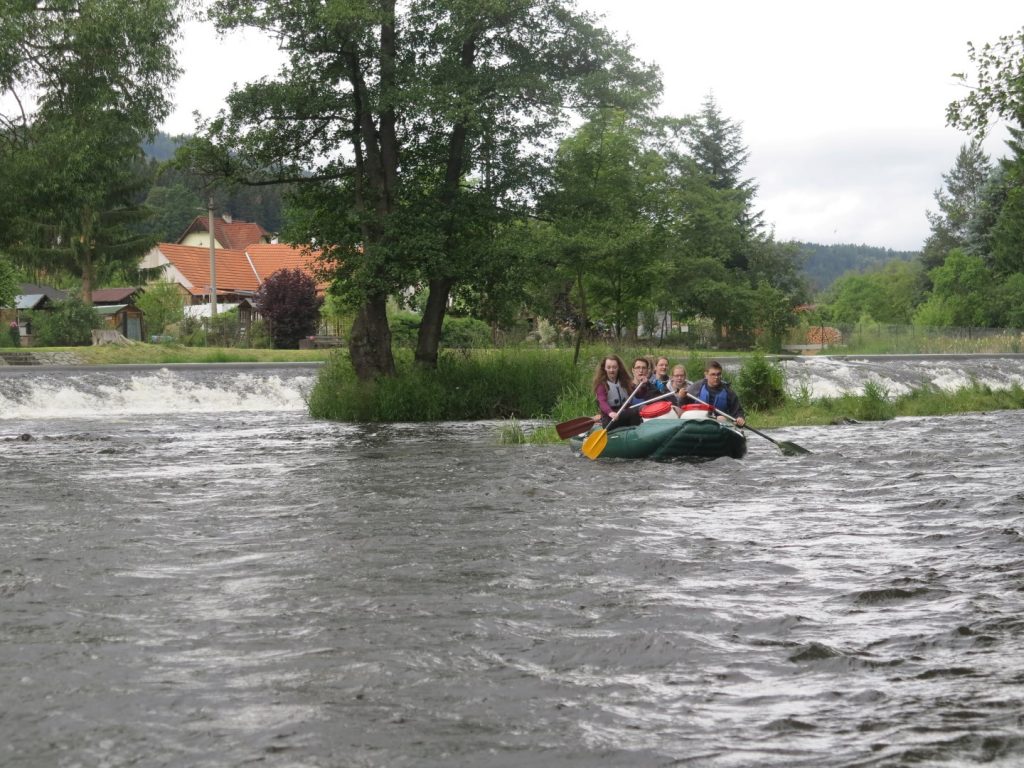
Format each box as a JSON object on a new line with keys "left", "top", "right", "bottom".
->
{"left": 921, "top": 141, "right": 991, "bottom": 271}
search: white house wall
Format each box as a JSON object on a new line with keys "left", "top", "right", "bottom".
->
{"left": 139, "top": 248, "right": 194, "bottom": 291}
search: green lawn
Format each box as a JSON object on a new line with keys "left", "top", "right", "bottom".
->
{"left": 31, "top": 344, "right": 338, "bottom": 365}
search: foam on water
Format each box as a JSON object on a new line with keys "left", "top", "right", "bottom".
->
{"left": 781, "top": 354, "right": 1024, "bottom": 398}
{"left": 0, "top": 367, "right": 315, "bottom": 419}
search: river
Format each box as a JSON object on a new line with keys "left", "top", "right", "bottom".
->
{"left": 2, "top": 357, "right": 1023, "bottom": 767}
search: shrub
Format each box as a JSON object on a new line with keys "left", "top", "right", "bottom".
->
{"left": 389, "top": 311, "right": 493, "bottom": 350}
{"left": 136, "top": 280, "right": 184, "bottom": 337}
{"left": 207, "top": 309, "right": 241, "bottom": 346}
{"left": 735, "top": 353, "right": 787, "bottom": 411}
{"left": 30, "top": 298, "right": 102, "bottom": 346}
{"left": 256, "top": 268, "right": 322, "bottom": 349}
{"left": 441, "top": 315, "right": 492, "bottom": 348}
{"left": 245, "top": 319, "right": 272, "bottom": 349}
{"left": 855, "top": 379, "right": 896, "bottom": 421}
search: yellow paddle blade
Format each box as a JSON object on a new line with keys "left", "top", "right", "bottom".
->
{"left": 581, "top": 427, "right": 608, "bottom": 460}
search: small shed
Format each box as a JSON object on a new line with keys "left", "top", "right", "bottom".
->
{"left": 95, "top": 304, "right": 144, "bottom": 341}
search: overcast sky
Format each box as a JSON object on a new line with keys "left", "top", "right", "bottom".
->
{"left": 163, "top": 1, "right": 1023, "bottom": 252}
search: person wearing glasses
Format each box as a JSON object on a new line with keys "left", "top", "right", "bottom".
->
{"left": 627, "top": 357, "right": 655, "bottom": 410}
{"left": 686, "top": 360, "right": 746, "bottom": 427}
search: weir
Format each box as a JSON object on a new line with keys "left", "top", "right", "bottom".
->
{"left": 779, "top": 353, "right": 1024, "bottom": 398}
{"left": 0, "top": 363, "right": 318, "bottom": 420}
{"left": 2, "top": 355, "right": 1024, "bottom": 421}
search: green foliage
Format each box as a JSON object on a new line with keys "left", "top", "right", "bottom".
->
{"left": 30, "top": 298, "right": 102, "bottom": 346}
{"left": 135, "top": 281, "right": 184, "bottom": 337}
{"left": 389, "top": 310, "right": 493, "bottom": 350}
{"left": 1, "top": 0, "right": 181, "bottom": 290}
{"left": 735, "top": 353, "right": 786, "bottom": 411}
{"left": 206, "top": 309, "right": 242, "bottom": 347}
{"left": 0, "top": 257, "right": 18, "bottom": 308}
{"left": 912, "top": 249, "right": 995, "bottom": 328}
{"left": 245, "top": 319, "right": 272, "bottom": 349}
{"left": 921, "top": 141, "right": 991, "bottom": 272}
{"left": 947, "top": 28, "right": 1024, "bottom": 136}
{"left": 440, "top": 316, "right": 493, "bottom": 349}
{"left": 141, "top": 182, "right": 204, "bottom": 244}
{"left": 308, "top": 348, "right": 577, "bottom": 422}
{"left": 854, "top": 379, "right": 897, "bottom": 421}
{"left": 498, "top": 419, "right": 529, "bottom": 445}
{"left": 823, "top": 259, "right": 927, "bottom": 325}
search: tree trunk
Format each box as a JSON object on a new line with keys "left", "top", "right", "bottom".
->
{"left": 415, "top": 276, "right": 454, "bottom": 368}
{"left": 413, "top": 34, "right": 475, "bottom": 370}
{"left": 573, "top": 266, "right": 588, "bottom": 367}
{"left": 348, "top": 293, "right": 396, "bottom": 380}
{"left": 80, "top": 248, "right": 94, "bottom": 307}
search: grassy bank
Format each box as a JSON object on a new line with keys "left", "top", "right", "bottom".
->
{"left": 29, "top": 344, "right": 336, "bottom": 365}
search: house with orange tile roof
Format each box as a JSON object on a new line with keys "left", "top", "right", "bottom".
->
{"left": 139, "top": 242, "right": 325, "bottom": 305}
{"left": 177, "top": 213, "right": 273, "bottom": 251}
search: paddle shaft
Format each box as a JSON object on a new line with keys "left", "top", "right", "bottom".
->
{"left": 684, "top": 391, "right": 809, "bottom": 454}
{"left": 629, "top": 382, "right": 691, "bottom": 409}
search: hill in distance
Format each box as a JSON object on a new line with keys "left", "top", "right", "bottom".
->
{"left": 797, "top": 241, "right": 919, "bottom": 293}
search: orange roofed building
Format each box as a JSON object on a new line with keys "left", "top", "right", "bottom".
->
{"left": 177, "top": 213, "right": 273, "bottom": 251}
{"left": 139, "top": 242, "right": 326, "bottom": 305}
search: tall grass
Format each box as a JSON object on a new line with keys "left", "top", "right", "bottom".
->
{"left": 308, "top": 347, "right": 581, "bottom": 421}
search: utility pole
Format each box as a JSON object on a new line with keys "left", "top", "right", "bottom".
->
{"left": 208, "top": 196, "right": 218, "bottom": 317}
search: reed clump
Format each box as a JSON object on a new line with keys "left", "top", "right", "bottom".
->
{"left": 307, "top": 347, "right": 579, "bottom": 421}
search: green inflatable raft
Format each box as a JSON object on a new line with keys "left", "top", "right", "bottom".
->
{"left": 570, "top": 406, "right": 748, "bottom": 461}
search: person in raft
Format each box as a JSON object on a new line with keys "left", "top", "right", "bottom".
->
{"left": 627, "top": 357, "right": 656, "bottom": 409}
{"left": 667, "top": 364, "right": 690, "bottom": 408}
{"left": 593, "top": 355, "right": 646, "bottom": 429}
{"left": 686, "top": 360, "right": 746, "bottom": 427}
{"left": 649, "top": 356, "right": 671, "bottom": 393}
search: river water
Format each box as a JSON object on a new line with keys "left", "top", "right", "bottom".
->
{"left": 2, "top": 358, "right": 1024, "bottom": 767}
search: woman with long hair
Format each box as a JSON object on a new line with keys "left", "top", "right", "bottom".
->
{"left": 593, "top": 354, "right": 646, "bottom": 428}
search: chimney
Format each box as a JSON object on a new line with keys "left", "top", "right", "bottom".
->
{"left": 221, "top": 212, "right": 233, "bottom": 224}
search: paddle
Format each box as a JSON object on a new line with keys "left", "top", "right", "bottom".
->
{"left": 685, "top": 392, "right": 811, "bottom": 456}
{"left": 555, "top": 415, "right": 598, "bottom": 440}
{"left": 628, "top": 382, "right": 691, "bottom": 409}
{"left": 581, "top": 380, "right": 646, "bottom": 460}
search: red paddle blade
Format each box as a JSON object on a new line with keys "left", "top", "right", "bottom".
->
{"left": 556, "top": 416, "right": 597, "bottom": 440}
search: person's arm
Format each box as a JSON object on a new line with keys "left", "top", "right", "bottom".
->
{"left": 727, "top": 387, "right": 746, "bottom": 425}
{"left": 595, "top": 384, "right": 614, "bottom": 418}
{"left": 629, "top": 380, "right": 650, "bottom": 406}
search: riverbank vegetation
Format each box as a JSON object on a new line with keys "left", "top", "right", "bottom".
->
{"left": 43, "top": 344, "right": 333, "bottom": 365}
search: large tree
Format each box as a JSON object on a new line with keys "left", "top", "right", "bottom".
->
{"left": 0, "top": 0, "right": 182, "bottom": 299}
{"left": 189, "top": 0, "right": 657, "bottom": 380}
{"left": 536, "top": 109, "right": 664, "bottom": 353}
